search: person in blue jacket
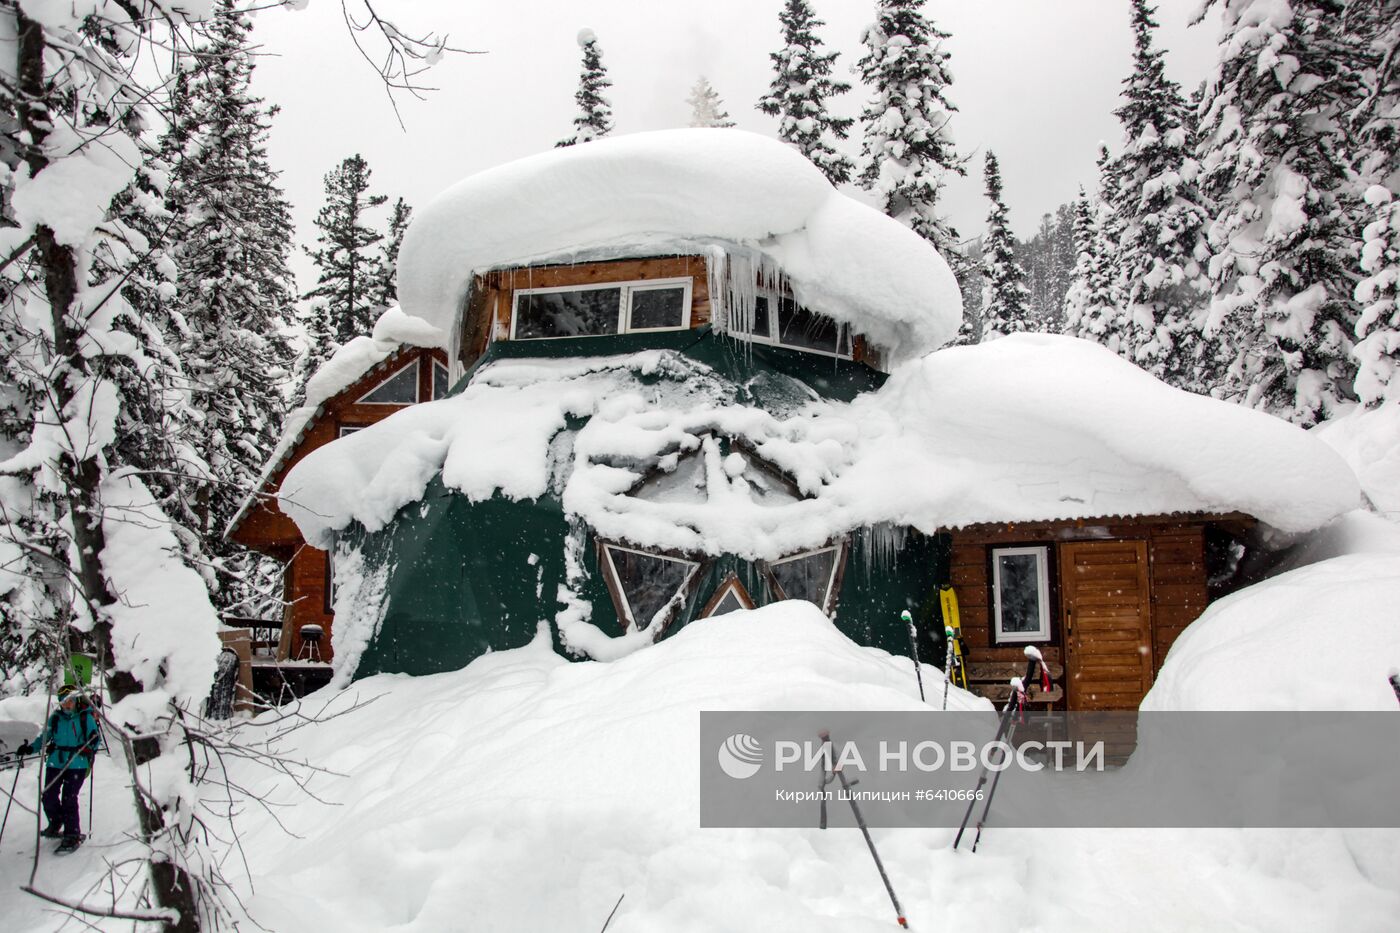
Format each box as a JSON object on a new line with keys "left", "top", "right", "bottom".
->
{"left": 19, "top": 684, "right": 102, "bottom": 853}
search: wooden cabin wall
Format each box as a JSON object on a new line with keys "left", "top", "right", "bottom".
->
{"left": 949, "top": 517, "right": 1215, "bottom": 708}
{"left": 233, "top": 346, "right": 447, "bottom": 661}
{"left": 460, "top": 256, "right": 881, "bottom": 369}
{"left": 281, "top": 545, "right": 335, "bottom": 662}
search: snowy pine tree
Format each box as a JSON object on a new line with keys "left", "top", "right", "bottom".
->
{"left": 557, "top": 29, "right": 614, "bottom": 147}
{"left": 687, "top": 76, "right": 735, "bottom": 128}
{"left": 857, "top": 0, "right": 974, "bottom": 290}
{"left": 163, "top": 0, "right": 299, "bottom": 616}
{"left": 1197, "top": 0, "right": 1366, "bottom": 424}
{"left": 302, "top": 154, "right": 388, "bottom": 377}
{"left": 1102, "top": 0, "right": 1212, "bottom": 385}
{"left": 1064, "top": 190, "right": 1120, "bottom": 344}
{"left": 1350, "top": 1, "right": 1400, "bottom": 407}
{"left": 1018, "top": 204, "right": 1076, "bottom": 332}
{"left": 980, "top": 151, "right": 1033, "bottom": 338}
{"left": 757, "top": 0, "right": 855, "bottom": 185}
{"left": 373, "top": 197, "right": 413, "bottom": 308}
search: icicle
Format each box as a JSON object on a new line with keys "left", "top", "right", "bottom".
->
{"left": 856, "top": 523, "right": 909, "bottom": 578}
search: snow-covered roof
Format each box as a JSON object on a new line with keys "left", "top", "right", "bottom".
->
{"left": 224, "top": 307, "right": 445, "bottom": 538}
{"left": 279, "top": 334, "right": 1359, "bottom": 556}
{"left": 397, "top": 129, "right": 962, "bottom": 360}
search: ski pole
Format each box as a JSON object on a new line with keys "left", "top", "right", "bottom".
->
{"left": 942, "top": 626, "right": 955, "bottom": 711}
{"left": 0, "top": 754, "right": 23, "bottom": 846}
{"left": 817, "top": 730, "right": 909, "bottom": 929}
{"left": 900, "top": 610, "right": 925, "bottom": 703}
{"left": 953, "top": 647, "right": 1044, "bottom": 850}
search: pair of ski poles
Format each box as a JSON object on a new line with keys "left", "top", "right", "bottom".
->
{"left": 952, "top": 647, "right": 1046, "bottom": 853}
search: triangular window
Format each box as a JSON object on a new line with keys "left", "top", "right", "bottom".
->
{"left": 600, "top": 544, "right": 700, "bottom": 631}
{"left": 702, "top": 576, "right": 755, "bottom": 618}
{"left": 766, "top": 543, "right": 843, "bottom": 615}
{"left": 432, "top": 361, "right": 451, "bottom": 400}
{"left": 357, "top": 360, "right": 419, "bottom": 405}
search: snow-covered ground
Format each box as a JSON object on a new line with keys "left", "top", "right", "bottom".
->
{"left": 4, "top": 597, "right": 1397, "bottom": 932}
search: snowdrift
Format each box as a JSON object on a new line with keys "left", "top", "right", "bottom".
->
{"left": 5, "top": 603, "right": 1398, "bottom": 931}
{"left": 1143, "top": 551, "right": 1400, "bottom": 711}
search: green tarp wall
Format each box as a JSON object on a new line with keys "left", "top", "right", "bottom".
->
{"left": 347, "top": 328, "right": 951, "bottom": 680}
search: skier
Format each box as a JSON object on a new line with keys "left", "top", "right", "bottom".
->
{"left": 19, "top": 685, "right": 102, "bottom": 853}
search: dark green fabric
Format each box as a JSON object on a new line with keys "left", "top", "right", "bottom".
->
{"left": 348, "top": 328, "right": 942, "bottom": 681}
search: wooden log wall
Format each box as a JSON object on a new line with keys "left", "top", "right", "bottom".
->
{"left": 232, "top": 345, "right": 448, "bottom": 662}
{"left": 949, "top": 515, "right": 1230, "bottom": 709}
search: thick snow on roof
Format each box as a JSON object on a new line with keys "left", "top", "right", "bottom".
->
{"left": 397, "top": 129, "right": 962, "bottom": 359}
{"left": 225, "top": 306, "right": 444, "bottom": 537}
{"left": 280, "top": 334, "right": 1358, "bottom": 555}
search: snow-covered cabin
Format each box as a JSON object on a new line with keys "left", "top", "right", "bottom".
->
{"left": 227, "top": 309, "right": 451, "bottom": 674}
{"left": 259, "top": 130, "right": 1357, "bottom": 712}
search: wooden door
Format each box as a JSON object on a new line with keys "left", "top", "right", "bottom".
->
{"left": 1058, "top": 540, "right": 1154, "bottom": 711}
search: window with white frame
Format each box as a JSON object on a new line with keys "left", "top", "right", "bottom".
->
{"left": 728, "top": 293, "right": 852, "bottom": 358}
{"left": 511, "top": 278, "right": 692, "bottom": 340}
{"left": 991, "top": 546, "right": 1051, "bottom": 643}
{"left": 600, "top": 542, "right": 701, "bottom": 631}
{"left": 765, "top": 542, "right": 844, "bottom": 615}
{"left": 431, "top": 360, "right": 451, "bottom": 399}
{"left": 357, "top": 360, "right": 419, "bottom": 405}
{"left": 703, "top": 576, "right": 755, "bottom": 618}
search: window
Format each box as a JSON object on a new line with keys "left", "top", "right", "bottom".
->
{"left": 323, "top": 548, "right": 336, "bottom": 615}
{"left": 338, "top": 425, "right": 365, "bottom": 438}
{"left": 600, "top": 543, "right": 700, "bottom": 631}
{"left": 991, "top": 546, "right": 1051, "bottom": 643}
{"left": 702, "top": 576, "right": 755, "bottom": 618}
{"left": 626, "top": 284, "right": 688, "bottom": 330}
{"left": 727, "top": 293, "right": 851, "bottom": 358}
{"left": 357, "top": 360, "right": 419, "bottom": 405}
{"left": 431, "top": 361, "right": 451, "bottom": 400}
{"left": 766, "top": 543, "right": 844, "bottom": 615}
{"left": 512, "top": 278, "right": 692, "bottom": 340}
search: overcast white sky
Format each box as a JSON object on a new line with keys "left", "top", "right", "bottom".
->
{"left": 248, "top": 0, "right": 1221, "bottom": 291}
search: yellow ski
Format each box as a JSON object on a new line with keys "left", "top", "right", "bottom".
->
{"left": 939, "top": 585, "right": 967, "bottom": 690}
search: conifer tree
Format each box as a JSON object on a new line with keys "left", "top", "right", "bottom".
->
{"left": 687, "top": 76, "right": 736, "bottom": 127}
{"left": 373, "top": 197, "right": 413, "bottom": 308}
{"left": 557, "top": 29, "right": 614, "bottom": 147}
{"left": 1196, "top": 0, "right": 1365, "bottom": 424}
{"left": 163, "top": 0, "right": 299, "bottom": 615}
{"left": 1349, "top": 0, "right": 1400, "bottom": 407}
{"left": 1101, "top": 0, "right": 1212, "bottom": 385}
{"left": 856, "top": 0, "right": 973, "bottom": 288}
{"left": 979, "top": 151, "right": 1033, "bottom": 338}
{"left": 757, "top": 0, "right": 855, "bottom": 185}
{"left": 1064, "top": 190, "right": 1120, "bottom": 345}
{"left": 303, "top": 154, "right": 387, "bottom": 376}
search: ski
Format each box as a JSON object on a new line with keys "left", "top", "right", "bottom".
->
{"left": 952, "top": 646, "right": 1048, "bottom": 852}
{"left": 900, "top": 610, "right": 926, "bottom": 703}
{"left": 54, "top": 833, "right": 86, "bottom": 854}
{"left": 939, "top": 585, "right": 967, "bottom": 690}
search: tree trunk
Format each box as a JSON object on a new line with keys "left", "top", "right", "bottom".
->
{"left": 16, "top": 12, "right": 200, "bottom": 932}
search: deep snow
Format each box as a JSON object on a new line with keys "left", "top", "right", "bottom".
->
{"left": 4, "top": 602, "right": 1397, "bottom": 932}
